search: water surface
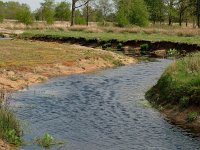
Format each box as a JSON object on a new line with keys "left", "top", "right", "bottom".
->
{"left": 10, "top": 59, "right": 200, "bottom": 150}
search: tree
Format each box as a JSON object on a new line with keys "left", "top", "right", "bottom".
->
{"left": 116, "top": 0, "right": 149, "bottom": 27}
{"left": 129, "top": 0, "right": 149, "bottom": 26}
{"left": 16, "top": 5, "right": 33, "bottom": 25}
{"left": 0, "top": 1, "right": 4, "bottom": 22}
{"left": 41, "top": 0, "right": 55, "bottom": 24}
{"left": 116, "top": 0, "right": 132, "bottom": 27}
{"left": 94, "top": 0, "right": 113, "bottom": 24}
{"left": 197, "top": 0, "right": 200, "bottom": 27}
{"left": 71, "top": 0, "right": 90, "bottom": 26}
{"left": 82, "top": 3, "right": 96, "bottom": 25}
{"left": 75, "top": 10, "right": 86, "bottom": 24}
{"left": 55, "top": 1, "right": 71, "bottom": 21}
{"left": 163, "top": 0, "right": 178, "bottom": 26}
{"left": 145, "top": 0, "right": 165, "bottom": 24}
{"left": 3, "top": 1, "right": 22, "bottom": 19}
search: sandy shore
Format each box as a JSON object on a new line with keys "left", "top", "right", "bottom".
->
{"left": 0, "top": 45, "right": 136, "bottom": 92}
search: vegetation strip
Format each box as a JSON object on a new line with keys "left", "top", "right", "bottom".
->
{"left": 146, "top": 52, "right": 200, "bottom": 132}
{"left": 22, "top": 30, "right": 200, "bottom": 52}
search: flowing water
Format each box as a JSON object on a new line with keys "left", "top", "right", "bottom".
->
{"left": 10, "top": 59, "right": 200, "bottom": 150}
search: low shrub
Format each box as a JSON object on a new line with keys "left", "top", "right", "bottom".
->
{"left": 187, "top": 112, "right": 198, "bottom": 123}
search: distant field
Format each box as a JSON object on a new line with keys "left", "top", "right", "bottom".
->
{"left": 22, "top": 30, "right": 200, "bottom": 45}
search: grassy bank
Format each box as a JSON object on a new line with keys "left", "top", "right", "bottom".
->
{"left": 146, "top": 52, "right": 200, "bottom": 131}
{"left": 22, "top": 30, "right": 200, "bottom": 45}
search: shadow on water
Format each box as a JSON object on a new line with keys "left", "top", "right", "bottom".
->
{"left": 10, "top": 59, "right": 200, "bottom": 150}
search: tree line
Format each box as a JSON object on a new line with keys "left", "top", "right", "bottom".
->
{"left": 0, "top": 0, "right": 200, "bottom": 28}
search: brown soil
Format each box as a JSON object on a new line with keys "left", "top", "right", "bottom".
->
{"left": 160, "top": 105, "right": 200, "bottom": 134}
{"left": 0, "top": 139, "right": 16, "bottom": 150}
{"left": 0, "top": 49, "right": 135, "bottom": 92}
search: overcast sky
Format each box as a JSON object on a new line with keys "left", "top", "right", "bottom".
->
{"left": 2, "top": 0, "right": 71, "bottom": 11}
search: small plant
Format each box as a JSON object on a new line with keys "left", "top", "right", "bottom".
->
{"left": 35, "top": 133, "right": 64, "bottom": 148}
{"left": 5, "top": 129, "right": 22, "bottom": 146}
{"left": 36, "top": 133, "right": 54, "bottom": 148}
{"left": 112, "top": 60, "right": 123, "bottom": 66}
{"left": 167, "top": 49, "right": 180, "bottom": 57}
{"left": 179, "top": 96, "right": 190, "bottom": 108}
{"left": 187, "top": 112, "right": 198, "bottom": 123}
{"left": 140, "top": 44, "right": 150, "bottom": 55}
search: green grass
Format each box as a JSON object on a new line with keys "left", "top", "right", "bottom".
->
{"left": 146, "top": 52, "right": 200, "bottom": 107}
{"left": 22, "top": 30, "right": 200, "bottom": 45}
{"left": 0, "top": 108, "right": 22, "bottom": 146}
{"left": 187, "top": 112, "right": 198, "bottom": 122}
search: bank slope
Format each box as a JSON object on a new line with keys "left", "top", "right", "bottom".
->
{"left": 146, "top": 52, "right": 200, "bottom": 131}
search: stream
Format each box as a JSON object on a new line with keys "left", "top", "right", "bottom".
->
{"left": 10, "top": 59, "right": 200, "bottom": 150}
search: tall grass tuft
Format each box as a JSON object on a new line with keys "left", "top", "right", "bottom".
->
{"left": 0, "top": 89, "right": 22, "bottom": 146}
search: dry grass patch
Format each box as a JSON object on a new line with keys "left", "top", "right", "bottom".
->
{"left": 0, "top": 39, "right": 136, "bottom": 91}
{"left": 0, "top": 39, "right": 132, "bottom": 69}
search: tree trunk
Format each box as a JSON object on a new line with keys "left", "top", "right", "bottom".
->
{"left": 71, "top": 1, "right": 76, "bottom": 26}
{"left": 197, "top": 0, "right": 200, "bottom": 28}
{"left": 186, "top": 18, "right": 188, "bottom": 27}
{"left": 179, "top": 12, "right": 182, "bottom": 26}
{"left": 168, "top": 15, "right": 172, "bottom": 26}
{"left": 86, "top": 3, "right": 89, "bottom": 26}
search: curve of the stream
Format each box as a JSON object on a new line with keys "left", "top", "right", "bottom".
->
{"left": 10, "top": 59, "right": 200, "bottom": 150}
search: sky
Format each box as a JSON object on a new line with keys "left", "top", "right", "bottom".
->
{"left": 2, "top": 0, "right": 71, "bottom": 11}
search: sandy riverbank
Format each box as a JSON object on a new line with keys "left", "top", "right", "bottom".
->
{"left": 0, "top": 39, "right": 136, "bottom": 149}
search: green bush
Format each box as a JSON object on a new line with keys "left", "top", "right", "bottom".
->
{"left": 17, "top": 8, "right": 33, "bottom": 25}
{"left": 187, "top": 112, "right": 198, "bottom": 122}
{"left": 0, "top": 109, "right": 22, "bottom": 145}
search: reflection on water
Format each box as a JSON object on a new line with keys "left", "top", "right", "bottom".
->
{"left": 10, "top": 59, "right": 200, "bottom": 150}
